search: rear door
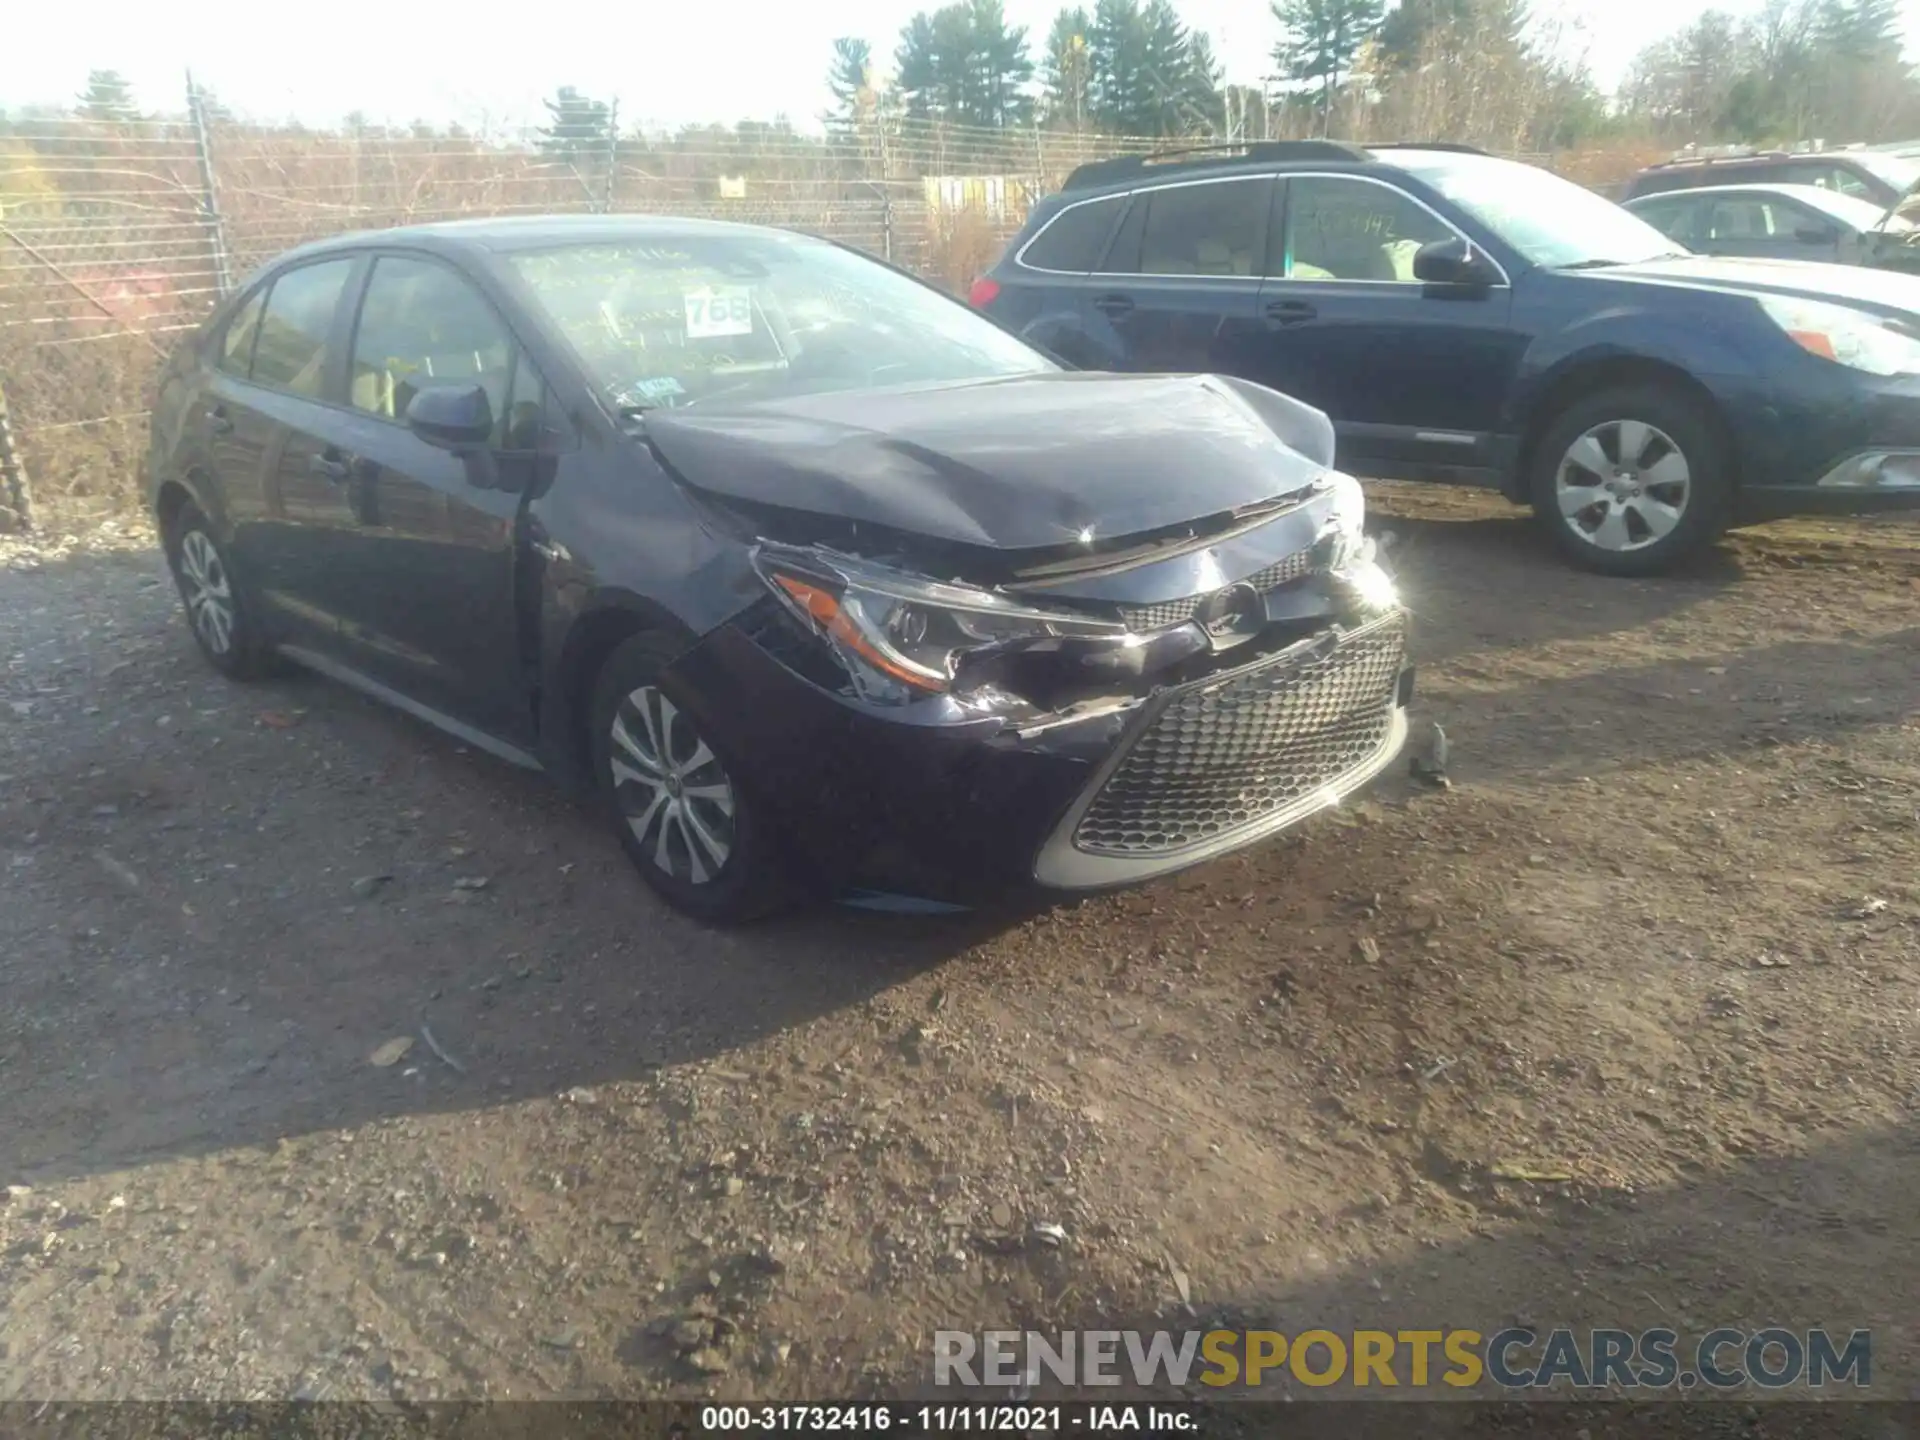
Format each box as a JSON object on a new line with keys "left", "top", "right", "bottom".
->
{"left": 995, "top": 192, "right": 1130, "bottom": 365}
{"left": 221, "top": 256, "right": 363, "bottom": 647}
{"left": 197, "top": 286, "right": 277, "bottom": 543}
{"left": 1252, "top": 174, "right": 1523, "bottom": 479}
{"left": 1086, "top": 175, "right": 1273, "bottom": 375}
{"left": 322, "top": 253, "right": 547, "bottom": 742}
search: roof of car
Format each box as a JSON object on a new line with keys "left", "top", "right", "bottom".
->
{"left": 1638, "top": 149, "right": 1866, "bottom": 172}
{"left": 1055, "top": 141, "right": 1493, "bottom": 195}
{"left": 269, "top": 213, "right": 805, "bottom": 263}
{"left": 1626, "top": 181, "right": 1890, "bottom": 226}
{"left": 1628, "top": 182, "right": 1844, "bottom": 201}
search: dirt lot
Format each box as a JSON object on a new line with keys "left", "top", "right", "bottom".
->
{"left": 2, "top": 488, "right": 1917, "bottom": 1406}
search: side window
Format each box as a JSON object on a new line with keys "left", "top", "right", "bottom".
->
{"left": 1020, "top": 195, "right": 1126, "bottom": 272}
{"left": 1632, "top": 197, "right": 1695, "bottom": 243}
{"left": 250, "top": 260, "right": 354, "bottom": 397}
{"left": 349, "top": 256, "right": 513, "bottom": 430}
{"left": 1785, "top": 162, "right": 1874, "bottom": 199}
{"left": 217, "top": 289, "right": 264, "bottom": 378}
{"left": 1138, "top": 179, "right": 1269, "bottom": 276}
{"left": 1280, "top": 177, "right": 1453, "bottom": 282}
{"left": 1707, "top": 198, "right": 1778, "bottom": 240}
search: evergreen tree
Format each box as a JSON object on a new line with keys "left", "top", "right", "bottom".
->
{"left": 536, "top": 87, "right": 613, "bottom": 157}
{"left": 1271, "top": 0, "right": 1387, "bottom": 128}
{"left": 1089, "top": 0, "right": 1153, "bottom": 132}
{"left": 1042, "top": 8, "right": 1094, "bottom": 127}
{"left": 76, "top": 69, "right": 138, "bottom": 122}
{"left": 826, "top": 37, "right": 874, "bottom": 138}
{"left": 895, "top": 2, "right": 1033, "bottom": 128}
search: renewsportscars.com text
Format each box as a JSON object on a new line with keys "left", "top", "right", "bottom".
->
{"left": 934, "top": 1326, "right": 1872, "bottom": 1391}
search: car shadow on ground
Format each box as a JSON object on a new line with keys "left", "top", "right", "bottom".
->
{"left": 890, "top": 1119, "right": 1920, "bottom": 1424}
{"left": 1371, "top": 510, "right": 1743, "bottom": 669}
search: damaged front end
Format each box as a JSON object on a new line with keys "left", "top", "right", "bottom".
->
{"left": 707, "top": 470, "right": 1412, "bottom": 896}
{"left": 746, "top": 471, "right": 1399, "bottom": 723}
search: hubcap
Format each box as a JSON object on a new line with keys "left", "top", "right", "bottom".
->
{"left": 177, "top": 530, "right": 235, "bottom": 655}
{"left": 609, "top": 685, "right": 736, "bottom": 885}
{"left": 1555, "top": 419, "right": 1691, "bottom": 553}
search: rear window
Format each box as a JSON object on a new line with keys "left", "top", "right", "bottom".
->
{"left": 1019, "top": 196, "right": 1125, "bottom": 272}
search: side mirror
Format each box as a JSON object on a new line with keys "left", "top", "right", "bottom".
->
{"left": 1413, "top": 236, "right": 1498, "bottom": 290}
{"left": 406, "top": 383, "right": 493, "bottom": 451}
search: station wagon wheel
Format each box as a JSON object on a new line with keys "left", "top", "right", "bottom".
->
{"left": 1556, "top": 419, "right": 1690, "bottom": 554}
{"left": 164, "top": 502, "right": 276, "bottom": 679}
{"left": 1529, "top": 384, "right": 1731, "bottom": 576}
{"left": 589, "top": 633, "right": 794, "bottom": 923}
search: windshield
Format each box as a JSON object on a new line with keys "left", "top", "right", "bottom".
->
{"left": 1850, "top": 150, "right": 1920, "bottom": 197}
{"left": 508, "top": 233, "right": 1050, "bottom": 412}
{"left": 1396, "top": 153, "right": 1686, "bottom": 268}
{"left": 1786, "top": 184, "right": 1916, "bottom": 232}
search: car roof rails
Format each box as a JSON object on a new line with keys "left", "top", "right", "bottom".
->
{"left": 1650, "top": 145, "right": 1786, "bottom": 169}
{"left": 1367, "top": 141, "right": 1490, "bottom": 155}
{"left": 1061, "top": 140, "right": 1369, "bottom": 192}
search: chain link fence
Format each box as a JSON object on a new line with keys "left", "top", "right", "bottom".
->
{"left": 0, "top": 82, "right": 1607, "bottom": 529}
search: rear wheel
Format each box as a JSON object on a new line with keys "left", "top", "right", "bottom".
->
{"left": 589, "top": 634, "right": 794, "bottom": 923}
{"left": 164, "top": 504, "right": 276, "bottom": 678}
{"left": 1529, "top": 385, "right": 1731, "bottom": 576}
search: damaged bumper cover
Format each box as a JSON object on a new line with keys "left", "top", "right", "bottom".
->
{"left": 667, "top": 560, "right": 1414, "bottom": 904}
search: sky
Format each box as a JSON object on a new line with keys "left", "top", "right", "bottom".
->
{"left": 4, "top": 0, "right": 1917, "bottom": 135}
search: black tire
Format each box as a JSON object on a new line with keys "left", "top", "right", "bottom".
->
{"left": 589, "top": 633, "right": 795, "bottom": 923}
{"left": 164, "top": 504, "right": 278, "bottom": 679}
{"left": 1528, "top": 384, "right": 1732, "bottom": 577}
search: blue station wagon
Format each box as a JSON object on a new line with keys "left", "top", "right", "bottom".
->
{"left": 973, "top": 141, "right": 1920, "bottom": 575}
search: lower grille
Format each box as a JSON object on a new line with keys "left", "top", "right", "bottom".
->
{"left": 1119, "top": 550, "right": 1318, "bottom": 632}
{"left": 1074, "top": 613, "right": 1406, "bottom": 857}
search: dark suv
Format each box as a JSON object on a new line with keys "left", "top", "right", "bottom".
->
{"left": 973, "top": 141, "right": 1920, "bottom": 575}
{"left": 1623, "top": 147, "right": 1920, "bottom": 209}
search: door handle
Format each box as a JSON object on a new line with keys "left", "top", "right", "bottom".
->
{"left": 1265, "top": 299, "right": 1317, "bottom": 326}
{"left": 206, "top": 406, "right": 234, "bottom": 435}
{"left": 308, "top": 453, "right": 352, "bottom": 484}
{"left": 1092, "top": 293, "right": 1135, "bottom": 319}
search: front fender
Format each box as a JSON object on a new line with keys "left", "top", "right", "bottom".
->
{"left": 1504, "top": 303, "right": 1760, "bottom": 435}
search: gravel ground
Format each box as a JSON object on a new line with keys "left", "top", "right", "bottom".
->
{"left": 2, "top": 490, "right": 1917, "bottom": 1404}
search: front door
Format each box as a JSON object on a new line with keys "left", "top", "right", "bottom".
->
{"left": 1253, "top": 175, "right": 1524, "bottom": 480}
{"left": 326, "top": 253, "right": 542, "bottom": 744}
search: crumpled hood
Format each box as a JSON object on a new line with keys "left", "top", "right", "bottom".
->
{"left": 641, "top": 371, "right": 1336, "bottom": 552}
{"left": 1601, "top": 254, "right": 1920, "bottom": 319}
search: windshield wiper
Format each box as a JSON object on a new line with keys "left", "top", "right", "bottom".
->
{"left": 1556, "top": 253, "right": 1687, "bottom": 271}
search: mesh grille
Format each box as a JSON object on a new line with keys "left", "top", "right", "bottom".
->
{"left": 1074, "top": 614, "right": 1406, "bottom": 857}
{"left": 1118, "top": 550, "right": 1318, "bottom": 632}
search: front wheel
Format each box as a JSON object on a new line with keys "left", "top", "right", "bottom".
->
{"left": 1529, "top": 385, "right": 1731, "bottom": 576}
{"left": 589, "top": 634, "right": 796, "bottom": 924}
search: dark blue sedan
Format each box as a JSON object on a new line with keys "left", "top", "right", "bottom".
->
{"left": 972, "top": 142, "right": 1920, "bottom": 574}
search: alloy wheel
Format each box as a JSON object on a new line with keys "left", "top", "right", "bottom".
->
{"left": 178, "top": 530, "right": 236, "bottom": 655}
{"left": 1554, "top": 419, "right": 1692, "bottom": 553}
{"left": 607, "top": 685, "right": 737, "bottom": 885}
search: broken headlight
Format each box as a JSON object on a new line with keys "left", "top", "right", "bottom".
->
{"left": 751, "top": 543, "right": 1127, "bottom": 705}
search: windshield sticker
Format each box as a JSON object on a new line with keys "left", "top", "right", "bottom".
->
{"left": 685, "top": 286, "right": 754, "bottom": 339}
{"left": 615, "top": 376, "right": 687, "bottom": 408}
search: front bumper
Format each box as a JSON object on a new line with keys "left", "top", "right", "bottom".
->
{"left": 1732, "top": 368, "right": 1920, "bottom": 520}
{"left": 669, "top": 606, "right": 1413, "bottom": 905}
